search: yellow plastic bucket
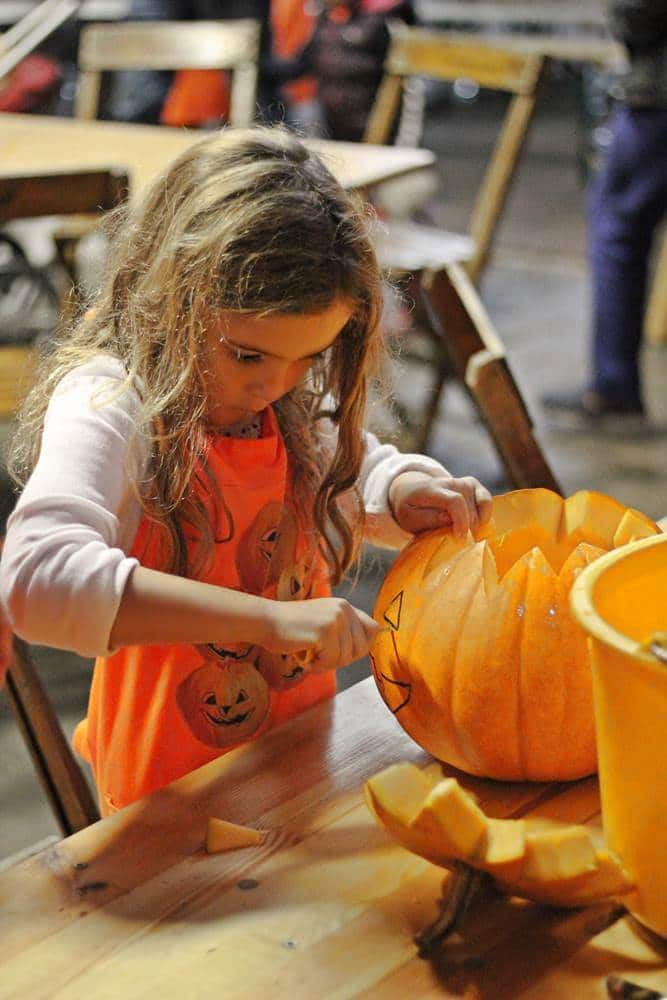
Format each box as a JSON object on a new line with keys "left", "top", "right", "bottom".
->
{"left": 571, "top": 531, "right": 667, "bottom": 936}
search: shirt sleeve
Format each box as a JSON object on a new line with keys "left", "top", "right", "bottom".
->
{"left": 358, "top": 429, "right": 449, "bottom": 549}
{"left": 0, "top": 359, "right": 148, "bottom": 657}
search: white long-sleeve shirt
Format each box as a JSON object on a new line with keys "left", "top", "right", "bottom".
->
{"left": 1, "top": 357, "right": 446, "bottom": 657}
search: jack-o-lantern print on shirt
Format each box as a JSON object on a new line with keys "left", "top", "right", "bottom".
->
{"left": 235, "top": 502, "right": 323, "bottom": 691}
{"left": 78, "top": 410, "right": 336, "bottom": 814}
{"left": 236, "top": 500, "right": 299, "bottom": 594}
{"left": 176, "top": 646, "right": 270, "bottom": 748}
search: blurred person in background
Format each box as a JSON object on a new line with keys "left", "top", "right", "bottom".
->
{"left": 107, "top": 0, "right": 412, "bottom": 138}
{"left": 542, "top": 0, "right": 667, "bottom": 431}
{"left": 266, "top": 0, "right": 414, "bottom": 142}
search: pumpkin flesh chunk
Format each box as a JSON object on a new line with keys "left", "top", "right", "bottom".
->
{"left": 521, "top": 824, "right": 596, "bottom": 881}
{"left": 206, "top": 818, "right": 264, "bottom": 853}
{"left": 365, "top": 765, "right": 633, "bottom": 908}
{"left": 411, "top": 779, "right": 488, "bottom": 858}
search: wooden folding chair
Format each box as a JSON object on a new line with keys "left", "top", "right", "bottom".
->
{"left": 0, "top": 170, "right": 128, "bottom": 837}
{"left": 4, "top": 637, "right": 100, "bottom": 836}
{"left": 364, "top": 24, "right": 558, "bottom": 489}
{"left": 0, "top": 0, "right": 80, "bottom": 83}
{"left": 51, "top": 18, "right": 261, "bottom": 279}
{"left": 365, "top": 21, "right": 546, "bottom": 284}
{"left": 0, "top": 168, "right": 128, "bottom": 417}
{"left": 74, "top": 19, "right": 261, "bottom": 125}
{"left": 420, "top": 263, "right": 561, "bottom": 492}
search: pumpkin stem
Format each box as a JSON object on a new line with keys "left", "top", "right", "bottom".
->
{"left": 415, "top": 862, "right": 488, "bottom": 958}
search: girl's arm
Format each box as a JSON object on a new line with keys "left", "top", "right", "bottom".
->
{"left": 1, "top": 360, "right": 377, "bottom": 664}
{"left": 357, "top": 429, "right": 450, "bottom": 547}
{"left": 357, "top": 430, "right": 492, "bottom": 543}
{"left": 110, "top": 564, "right": 377, "bottom": 666}
{"left": 1, "top": 360, "right": 147, "bottom": 656}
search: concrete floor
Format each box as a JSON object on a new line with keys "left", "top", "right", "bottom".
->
{"left": 2, "top": 78, "right": 666, "bottom": 862}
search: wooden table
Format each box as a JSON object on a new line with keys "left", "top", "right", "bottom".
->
{"left": 0, "top": 113, "right": 437, "bottom": 195}
{"left": 2, "top": 676, "right": 666, "bottom": 998}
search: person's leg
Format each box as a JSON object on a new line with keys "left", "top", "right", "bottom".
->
{"left": 588, "top": 105, "right": 667, "bottom": 409}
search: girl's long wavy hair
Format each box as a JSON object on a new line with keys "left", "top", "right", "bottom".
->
{"left": 9, "top": 126, "right": 386, "bottom": 584}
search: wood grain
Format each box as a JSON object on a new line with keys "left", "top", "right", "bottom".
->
{"left": 0, "top": 114, "right": 436, "bottom": 198}
{"left": 2, "top": 677, "right": 666, "bottom": 998}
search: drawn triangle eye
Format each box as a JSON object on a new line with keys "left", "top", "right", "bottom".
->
{"left": 383, "top": 591, "right": 403, "bottom": 631}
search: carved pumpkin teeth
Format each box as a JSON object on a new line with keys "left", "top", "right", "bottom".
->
{"left": 422, "top": 533, "right": 470, "bottom": 580}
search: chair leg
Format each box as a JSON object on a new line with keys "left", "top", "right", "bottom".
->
{"left": 418, "top": 264, "right": 562, "bottom": 493}
{"left": 395, "top": 273, "right": 452, "bottom": 453}
{"left": 412, "top": 353, "right": 449, "bottom": 454}
{"left": 4, "top": 637, "right": 100, "bottom": 836}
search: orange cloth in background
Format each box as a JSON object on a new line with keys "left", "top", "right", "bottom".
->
{"left": 73, "top": 407, "right": 334, "bottom": 814}
{"left": 160, "top": 69, "right": 231, "bottom": 126}
{"left": 159, "top": 1, "right": 318, "bottom": 126}
{"left": 271, "top": 0, "right": 317, "bottom": 106}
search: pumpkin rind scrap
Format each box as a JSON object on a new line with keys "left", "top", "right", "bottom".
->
{"left": 371, "top": 489, "right": 661, "bottom": 781}
{"left": 365, "top": 764, "right": 633, "bottom": 908}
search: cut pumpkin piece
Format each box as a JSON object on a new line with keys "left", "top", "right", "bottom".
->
{"left": 498, "top": 849, "right": 634, "bottom": 907}
{"left": 364, "top": 763, "right": 438, "bottom": 827}
{"left": 365, "top": 766, "right": 633, "bottom": 908}
{"left": 478, "top": 817, "right": 526, "bottom": 882}
{"left": 364, "top": 763, "right": 446, "bottom": 865}
{"left": 521, "top": 823, "right": 596, "bottom": 882}
{"left": 410, "top": 779, "right": 488, "bottom": 860}
{"left": 206, "top": 817, "right": 264, "bottom": 854}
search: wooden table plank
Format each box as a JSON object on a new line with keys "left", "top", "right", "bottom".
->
{"left": 2, "top": 677, "right": 666, "bottom": 998}
{"left": 0, "top": 114, "right": 436, "bottom": 196}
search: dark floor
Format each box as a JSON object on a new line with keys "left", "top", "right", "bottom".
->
{"left": 2, "top": 77, "right": 666, "bottom": 861}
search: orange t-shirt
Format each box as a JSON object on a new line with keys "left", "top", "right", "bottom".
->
{"left": 73, "top": 408, "right": 335, "bottom": 814}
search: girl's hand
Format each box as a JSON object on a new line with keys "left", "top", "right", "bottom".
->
{"left": 261, "top": 596, "right": 380, "bottom": 673}
{"left": 388, "top": 470, "right": 493, "bottom": 536}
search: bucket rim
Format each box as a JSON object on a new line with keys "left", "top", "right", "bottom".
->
{"left": 570, "top": 531, "right": 667, "bottom": 664}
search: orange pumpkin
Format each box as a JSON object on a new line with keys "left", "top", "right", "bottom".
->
{"left": 371, "top": 489, "right": 661, "bottom": 782}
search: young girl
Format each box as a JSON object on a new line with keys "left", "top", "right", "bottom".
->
{"left": 1, "top": 127, "right": 491, "bottom": 814}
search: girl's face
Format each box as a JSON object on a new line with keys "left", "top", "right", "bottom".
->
{"left": 203, "top": 298, "right": 355, "bottom": 429}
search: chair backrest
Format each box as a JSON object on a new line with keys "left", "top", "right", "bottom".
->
{"left": 364, "top": 21, "right": 546, "bottom": 282}
{"left": 4, "top": 636, "right": 100, "bottom": 837}
{"left": 0, "top": 0, "right": 79, "bottom": 82}
{"left": 75, "top": 19, "right": 261, "bottom": 126}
